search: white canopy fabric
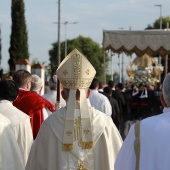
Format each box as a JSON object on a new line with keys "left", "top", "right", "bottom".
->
{"left": 103, "top": 30, "right": 170, "bottom": 57}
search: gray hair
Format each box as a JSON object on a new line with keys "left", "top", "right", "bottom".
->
{"left": 30, "top": 74, "right": 42, "bottom": 92}
{"left": 163, "top": 72, "right": 170, "bottom": 107}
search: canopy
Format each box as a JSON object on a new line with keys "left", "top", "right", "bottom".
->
{"left": 103, "top": 30, "right": 170, "bottom": 57}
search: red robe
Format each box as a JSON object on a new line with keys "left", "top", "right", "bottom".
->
{"left": 13, "top": 89, "right": 55, "bottom": 139}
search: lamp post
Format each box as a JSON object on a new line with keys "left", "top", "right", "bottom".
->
{"left": 155, "top": 4, "right": 162, "bottom": 82}
{"left": 64, "top": 21, "right": 78, "bottom": 57}
{"left": 57, "top": 0, "right": 61, "bottom": 65}
{"left": 54, "top": 21, "right": 78, "bottom": 57}
{"left": 119, "top": 27, "right": 124, "bottom": 83}
{"left": 155, "top": 4, "right": 162, "bottom": 29}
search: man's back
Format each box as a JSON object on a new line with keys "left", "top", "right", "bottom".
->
{"left": 13, "top": 89, "right": 55, "bottom": 139}
{"left": 0, "top": 100, "right": 33, "bottom": 166}
{"left": 0, "top": 114, "right": 25, "bottom": 170}
{"left": 89, "top": 89, "right": 112, "bottom": 116}
{"left": 26, "top": 106, "right": 122, "bottom": 170}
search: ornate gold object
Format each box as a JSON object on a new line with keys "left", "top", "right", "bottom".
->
{"left": 126, "top": 54, "right": 164, "bottom": 86}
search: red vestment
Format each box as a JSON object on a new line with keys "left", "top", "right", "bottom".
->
{"left": 13, "top": 89, "right": 55, "bottom": 139}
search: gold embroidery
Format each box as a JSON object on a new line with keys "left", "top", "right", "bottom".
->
{"left": 74, "top": 116, "right": 82, "bottom": 145}
{"left": 60, "top": 79, "right": 92, "bottom": 89}
{"left": 74, "top": 117, "right": 93, "bottom": 149}
{"left": 86, "top": 69, "right": 89, "bottom": 75}
{"left": 84, "top": 129, "right": 90, "bottom": 134}
{"left": 81, "top": 141, "right": 94, "bottom": 149}
{"left": 63, "top": 70, "right": 68, "bottom": 75}
{"left": 62, "top": 144, "right": 73, "bottom": 151}
{"left": 134, "top": 121, "right": 141, "bottom": 170}
{"left": 74, "top": 160, "right": 88, "bottom": 170}
{"left": 66, "top": 130, "right": 72, "bottom": 136}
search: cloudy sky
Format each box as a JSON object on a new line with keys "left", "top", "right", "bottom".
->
{"left": 0, "top": 0, "right": 169, "bottom": 76}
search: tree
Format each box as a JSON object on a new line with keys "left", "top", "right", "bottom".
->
{"left": 145, "top": 16, "right": 170, "bottom": 30}
{"left": 49, "top": 35, "right": 109, "bottom": 80}
{"left": 8, "top": 0, "right": 29, "bottom": 75}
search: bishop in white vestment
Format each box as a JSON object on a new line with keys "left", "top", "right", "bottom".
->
{"left": 26, "top": 49, "right": 122, "bottom": 170}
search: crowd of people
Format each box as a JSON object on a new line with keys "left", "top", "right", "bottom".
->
{"left": 0, "top": 48, "right": 169, "bottom": 170}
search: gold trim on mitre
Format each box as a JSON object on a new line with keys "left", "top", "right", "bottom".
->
{"left": 56, "top": 49, "right": 96, "bottom": 89}
{"left": 56, "top": 49, "right": 96, "bottom": 151}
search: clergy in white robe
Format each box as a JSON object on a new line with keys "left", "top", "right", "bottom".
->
{"left": 0, "top": 114, "right": 24, "bottom": 170}
{"left": 26, "top": 49, "right": 122, "bottom": 170}
{"left": 26, "top": 104, "right": 122, "bottom": 170}
{"left": 0, "top": 79, "right": 33, "bottom": 166}
{"left": 115, "top": 72, "right": 170, "bottom": 170}
{"left": 89, "top": 78, "right": 112, "bottom": 116}
{"left": 42, "top": 76, "right": 66, "bottom": 111}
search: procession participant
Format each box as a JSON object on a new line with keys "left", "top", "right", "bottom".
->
{"left": 103, "top": 86, "right": 120, "bottom": 129}
{"left": 42, "top": 75, "right": 66, "bottom": 110}
{"left": 115, "top": 72, "right": 170, "bottom": 170}
{"left": 30, "top": 74, "right": 55, "bottom": 119}
{"left": 0, "top": 79, "right": 33, "bottom": 166}
{"left": 89, "top": 78, "right": 112, "bottom": 116}
{"left": 131, "top": 84, "right": 141, "bottom": 122}
{"left": 13, "top": 70, "right": 55, "bottom": 139}
{"left": 0, "top": 114, "right": 25, "bottom": 170}
{"left": 108, "top": 80, "right": 125, "bottom": 127}
{"left": 139, "top": 84, "right": 154, "bottom": 119}
{"left": 26, "top": 49, "right": 122, "bottom": 170}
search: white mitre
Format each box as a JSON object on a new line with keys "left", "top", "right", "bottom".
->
{"left": 56, "top": 48, "right": 96, "bottom": 151}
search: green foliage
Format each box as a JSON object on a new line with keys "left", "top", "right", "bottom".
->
{"left": 8, "top": 0, "right": 29, "bottom": 75}
{"left": 145, "top": 16, "right": 170, "bottom": 29}
{"left": 49, "top": 35, "right": 109, "bottom": 80}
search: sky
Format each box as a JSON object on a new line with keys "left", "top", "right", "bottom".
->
{"left": 0, "top": 0, "right": 170, "bottom": 78}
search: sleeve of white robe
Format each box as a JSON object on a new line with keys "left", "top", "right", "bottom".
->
{"left": 0, "top": 115, "right": 25, "bottom": 170}
{"left": 14, "top": 118, "right": 33, "bottom": 166}
{"left": 114, "top": 124, "right": 136, "bottom": 170}
{"left": 94, "top": 116, "right": 123, "bottom": 170}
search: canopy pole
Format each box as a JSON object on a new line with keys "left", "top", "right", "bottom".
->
{"left": 164, "top": 54, "right": 168, "bottom": 78}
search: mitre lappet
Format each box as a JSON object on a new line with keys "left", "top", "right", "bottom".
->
{"left": 56, "top": 48, "right": 96, "bottom": 151}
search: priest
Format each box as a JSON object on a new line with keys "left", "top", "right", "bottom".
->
{"left": 26, "top": 49, "right": 122, "bottom": 170}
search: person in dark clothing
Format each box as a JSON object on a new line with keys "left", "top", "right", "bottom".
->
{"left": 138, "top": 84, "right": 155, "bottom": 119}
{"left": 152, "top": 83, "right": 163, "bottom": 115}
{"left": 131, "top": 84, "right": 141, "bottom": 122}
{"left": 103, "top": 86, "right": 120, "bottom": 129}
